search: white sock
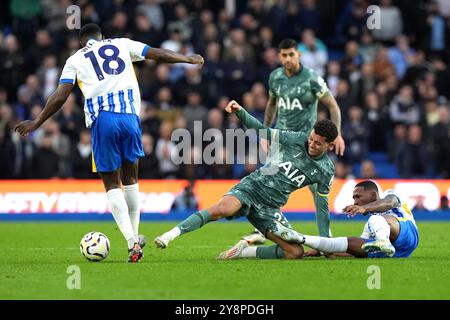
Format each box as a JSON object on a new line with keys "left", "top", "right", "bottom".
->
{"left": 107, "top": 188, "right": 136, "bottom": 249}
{"left": 302, "top": 235, "right": 348, "bottom": 253}
{"left": 123, "top": 183, "right": 140, "bottom": 238}
{"left": 163, "top": 226, "right": 181, "bottom": 241}
{"left": 367, "top": 215, "right": 390, "bottom": 240}
{"left": 241, "top": 246, "right": 257, "bottom": 258}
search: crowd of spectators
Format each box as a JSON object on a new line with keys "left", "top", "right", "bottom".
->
{"left": 1, "top": 0, "right": 450, "bottom": 180}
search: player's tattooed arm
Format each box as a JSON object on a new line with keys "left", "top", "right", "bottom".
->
{"left": 344, "top": 195, "right": 400, "bottom": 217}
{"left": 264, "top": 95, "right": 277, "bottom": 127}
{"left": 14, "top": 83, "right": 73, "bottom": 137}
{"left": 320, "top": 94, "right": 345, "bottom": 156}
{"left": 146, "top": 48, "right": 204, "bottom": 65}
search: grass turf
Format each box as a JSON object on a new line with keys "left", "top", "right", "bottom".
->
{"left": 0, "top": 221, "right": 449, "bottom": 300}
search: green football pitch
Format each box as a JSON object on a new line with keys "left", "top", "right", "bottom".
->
{"left": 0, "top": 221, "right": 449, "bottom": 300}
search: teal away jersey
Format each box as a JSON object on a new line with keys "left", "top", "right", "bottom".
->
{"left": 268, "top": 66, "right": 330, "bottom": 133}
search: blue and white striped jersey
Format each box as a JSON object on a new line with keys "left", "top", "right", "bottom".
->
{"left": 59, "top": 38, "right": 149, "bottom": 127}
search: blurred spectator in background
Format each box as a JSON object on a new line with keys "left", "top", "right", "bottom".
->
{"left": 336, "top": 0, "right": 368, "bottom": 44}
{"left": 156, "top": 121, "right": 178, "bottom": 179}
{"left": 298, "top": 29, "right": 328, "bottom": 77}
{"left": 32, "top": 131, "right": 59, "bottom": 179}
{"left": 440, "top": 196, "right": 449, "bottom": 211}
{"left": 431, "top": 105, "right": 450, "bottom": 177}
{"left": 104, "top": 11, "right": 129, "bottom": 38}
{"left": 137, "top": 0, "right": 165, "bottom": 32}
{"left": 171, "top": 180, "right": 198, "bottom": 211}
{"left": 132, "top": 11, "right": 162, "bottom": 47}
{"left": 325, "top": 61, "right": 341, "bottom": 97}
{"left": 141, "top": 104, "right": 161, "bottom": 140}
{"left": 402, "top": 125, "right": 429, "bottom": 178}
{"left": 182, "top": 91, "right": 208, "bottom": 134}
{"left": 341, "top": 41, "right": 362, "bottom": 78}
{"left": 388, "top": 35, "right": 415, "bottom": 79}
{"left": 139, "top": 133, "right": 160, "bottom": 179}
{"left": 71, "top": 129, "right": 96, "bottom": 179}
{"left": 365, "top": 91, "right": 386, "bottom": 152}
{"left": 335, "top": 80, "right": 353, "bottom": 123}
{"left": 55, "top": 93, "right": 83, "bottom": 144}
{"left": 372, "top": 0, "right": 403, "bottom": 44}
{"left": 389, "top": 85, "right": 421, "bottom": 126}
{"left": 36, "top": 54, "right": 60, "bottom": 100}
{"left": 411, "top": 195, "right": 429, "bottom": 212}
{"left": 390, "top": 123, "right": 408, "bottom": 175}
{"left": 426, "top": 1, "right": 446, "bottom": 57}
{"left": 334, "top": 161, "right": 355, "bottom": 179}
{"left": 28, "top": 29, "right": 53, "bottom": 73}
{"left": 359, "top": 160, "right": 378, "bottom": 179}
{"left": 202, "top": 42, "right": 225, "bottom": 104}
{"left": 0, "top": 122, "right": 16, "bottom": 178}
{"left": 0, "top": 34, "right": 27, "bottom": 102}
{"left": 342, "top": 106, "right": 368, "bottom": 164}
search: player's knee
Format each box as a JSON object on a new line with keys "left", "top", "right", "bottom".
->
{"left": 122, "top": 176, "right": 138, "bottom": 185}
{"left": 209, "top": 203, "right": 231, "bottom": 220}
{"left": 284, "top": 244, "right": 304, "bottom": 260}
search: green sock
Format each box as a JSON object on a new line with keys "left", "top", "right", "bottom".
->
{"left": 310, "top": 183, "right": 332, "bottom": 237}
{"left": 177, "top": 210, "right": 212, "bottom": 235}
{"left": 256, "top": 245, "right": 285, "bottom": 259}
{"left": 315, "top": 209, "right": 331, "bottom": 237}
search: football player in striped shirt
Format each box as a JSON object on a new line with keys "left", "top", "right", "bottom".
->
{"left": 15, "top": 23, "right": 204, "bottom": 262}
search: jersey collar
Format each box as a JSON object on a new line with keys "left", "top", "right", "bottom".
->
{"left": 86, "top": 39, "right": 97, "bottom": 46}
{"left": 283, "top": 63, "right": 303, "bottom": 78}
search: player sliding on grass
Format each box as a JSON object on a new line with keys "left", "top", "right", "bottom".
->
{"left": 240, "top": 39, "right": 345, "bottom": 248}
{"left": 14, "top": 23, "right": 204, "bottom": 263}
{"left": 154, "top": 100, "right": 337, "bottom": 260}
{"left": 219, "top": 180, "right": 419, "bottom": 259}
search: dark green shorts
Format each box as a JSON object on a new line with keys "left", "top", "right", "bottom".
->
{"left": 225, "top": 183, "right": 292, "bottom": 236}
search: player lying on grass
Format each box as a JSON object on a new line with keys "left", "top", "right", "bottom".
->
{"left": 218, "top": 180, "right": 419, "bottom": 259}
{"left": 14, "top": 23, "right": 204, "bottom": 263}
{"left": 154, "top": 100, "right": 337, "bottom": 260}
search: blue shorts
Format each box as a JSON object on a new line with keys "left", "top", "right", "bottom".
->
{"left": 391, "top": 220, "right": 419, "bottom": 258}
{"left": 91, "top": 111, "right": 144, "bottom": 172}
{"left": 367, "top": 220, "right": 419, "bottom": 258}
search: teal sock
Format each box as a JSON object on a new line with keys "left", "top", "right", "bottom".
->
{"left": 315, "top": 209, "right": 331, "bottom": 237}
{"left": 177, "top": 210, "right": 212, "bottom": 235}
{"left": 310, "top": 183, "right": 332, "bottom": 237}
{"left": 256, "top": 245, "right": 285, "bottom": 259}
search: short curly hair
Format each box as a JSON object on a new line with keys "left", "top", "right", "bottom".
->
{"left": 79, "top": 23, "right": 102, "bottom": 39}
{"left": 313, "top": 119, "right": 338, "bottom": 143}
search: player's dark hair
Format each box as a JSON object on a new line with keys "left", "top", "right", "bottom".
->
{"left": 313, "top": 119, "right": 338, "bottom": 143}
{"left": 79, "top": 23, "right": 102, "bottom": 40}
{"left": 355, "top": 180, "right": 379, "bottom": 193}
{"left": 278, "top": 39, "right": 297, "bottom": 51}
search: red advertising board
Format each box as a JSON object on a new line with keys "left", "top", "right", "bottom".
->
{"left": 0, "top": 179, "right": 449, "bottom": 214}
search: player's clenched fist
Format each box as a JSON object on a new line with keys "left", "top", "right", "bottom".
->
{"left": 225, "top": 100, "right": 242, "bottom": 113}
{"left": 14, "top": 120, "right": 39, "bottom": 137}
{"left": 188, "top": 54, "right": 204, "bottom": 66}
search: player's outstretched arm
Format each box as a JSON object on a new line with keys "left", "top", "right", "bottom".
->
{"left": 145, "top": 47, "right": 204, "bottom": 66}
{"left": 225, "top": 100, "right": 267, "bottom": 131}
{"left": 343, "top": 195, "right": 400, "bottom": 217}
{"left": 14, "top": 83, "right": 73, "bottom": 137}
{"left": 320, "top": 94, "right": 345, "bottom": 156}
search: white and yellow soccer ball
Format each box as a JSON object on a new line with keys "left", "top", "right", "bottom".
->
{"left": 80, "top": 231, "right": 110, "bottom": 262}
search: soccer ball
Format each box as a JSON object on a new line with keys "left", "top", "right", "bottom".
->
{"left": 80, "top": 231, "right": 110, "bottom": 262}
